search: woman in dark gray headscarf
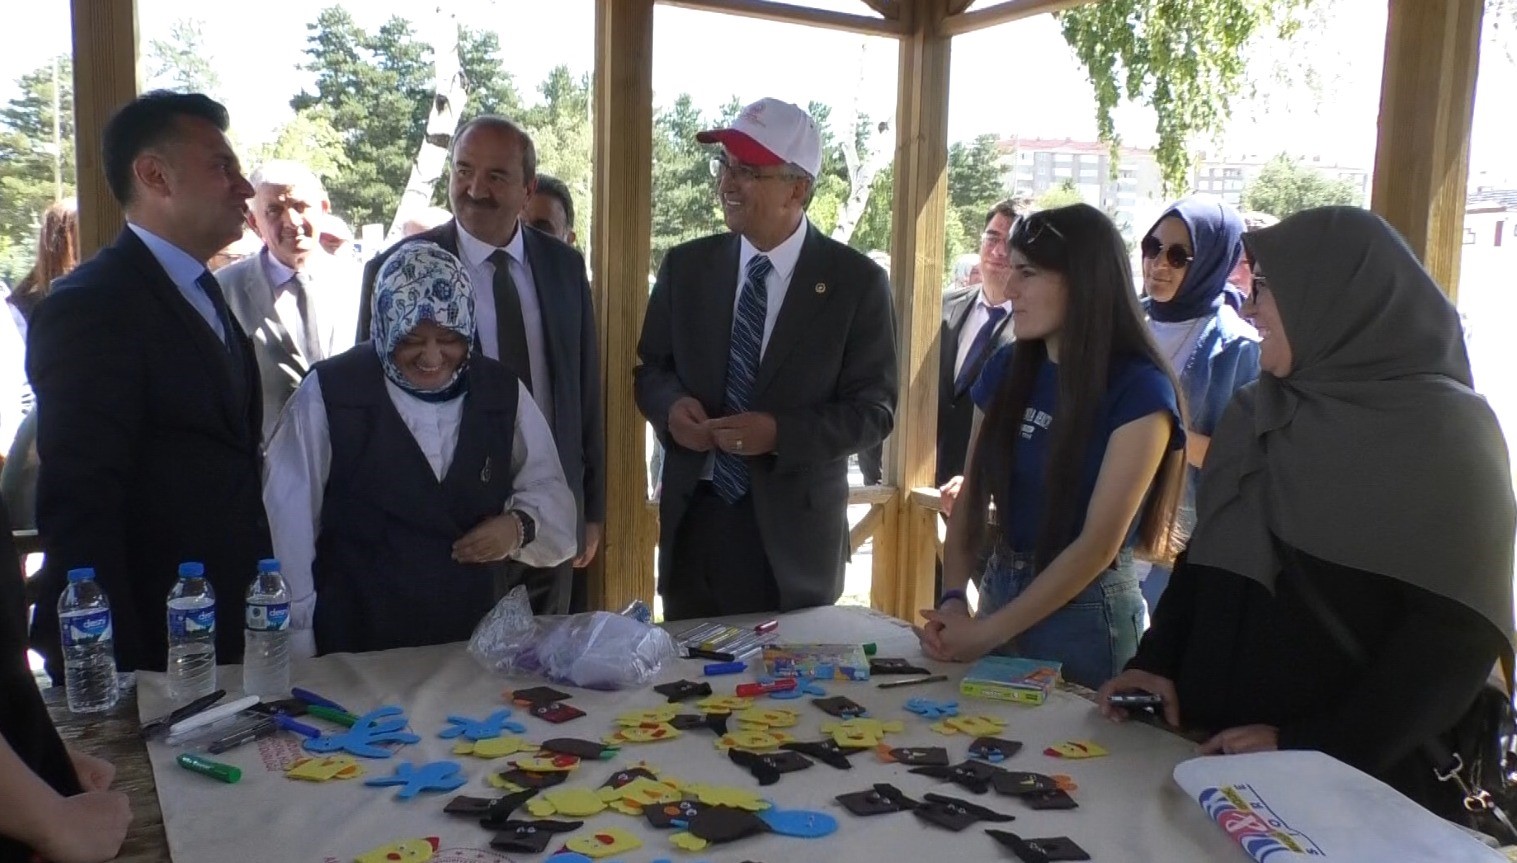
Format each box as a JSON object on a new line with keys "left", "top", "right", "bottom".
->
{"left": 1097, "top": 206, "right": 1516, "bottom": 820}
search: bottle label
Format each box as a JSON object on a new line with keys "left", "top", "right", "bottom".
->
{"left": 61, "top": 610, "right": 112, "bottom": 647}
{"left": 168, "top": 606, "right": 216, "bottom": 639}
{"left": 246, "top": 602, "right": 290, "bottom": 632}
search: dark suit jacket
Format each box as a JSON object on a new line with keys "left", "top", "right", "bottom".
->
{"left": 635, "top": 224, "right": 898, "bottom": 610}
{"left": 937, "top": 287, "right": 1013, "bottom": 485}
{"left": 356, "top": 221, "right": 605, "bottom": 537}
{"left": 26, "top": 228, "right": 272, "bottom": 674}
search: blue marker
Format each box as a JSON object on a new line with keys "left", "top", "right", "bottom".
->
{"left": 703, "top": 661, "right": 746, "bottom": 676}
{"left": 272, "top": 713, "right": 321, "bottom": 739}
{"left": 292, "top": 687, "right": 347, "bottom": 713}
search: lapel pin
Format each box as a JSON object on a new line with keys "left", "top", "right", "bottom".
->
{"left": 815, "top": 282, "right": 827, "bottom": 294}
{"left": 480, "top": 456, "right": 492, "bottom": 484}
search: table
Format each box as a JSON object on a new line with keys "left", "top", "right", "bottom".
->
{"left": 52, "top": 605, "right": 1245, "bottom": 862}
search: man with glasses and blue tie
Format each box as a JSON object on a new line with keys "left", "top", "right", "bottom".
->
{"left": 635, "top": 97, "right": 898, "bottom": 620}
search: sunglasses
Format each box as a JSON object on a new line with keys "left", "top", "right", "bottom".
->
{"left": 1141, "top": 236, "right": 1194, "bottom": 269}
{"left": 1010, "top": 213, "right": 1066, "bottom": 254}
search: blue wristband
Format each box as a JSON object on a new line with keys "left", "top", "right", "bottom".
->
{"left": 936, "top": 589, "right": 968, "bottom": 609}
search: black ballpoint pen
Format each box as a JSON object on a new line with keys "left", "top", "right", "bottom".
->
{"left": 207, "top": 718, "right": 278, "bottom": 754}
{"left": 142, "top": 689, "right": 227, "bottom": 738}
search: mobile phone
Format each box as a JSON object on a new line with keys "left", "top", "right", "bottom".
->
{"left": 1107, "top": 691, "right": 1164, "bottom": 709}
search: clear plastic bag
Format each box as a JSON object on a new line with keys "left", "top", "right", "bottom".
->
{"left": 467, "top": 586, "right": 677, "bottom": 690}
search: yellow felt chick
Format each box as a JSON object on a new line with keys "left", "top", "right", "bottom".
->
{"left": 715, "top": 729, "right": 795, "bottom": 752}
{"left": 353, "top": 837, "right": 438, "bottom": 863}
{"left": 615, "top": 705, "right": 680, "bottom": 726}
{"left": 670, "top": 832, "right": 710, "bottom": 852}
{"left": 598, "top": 776, "right": 684, "bottom": 815}
{"left": 527, "top": 788, "right": 610, "bottom": 818}
{"left": 930, "top": 715, "right": 1007, "bottom": 736}
{"left": 695, "top": 695, "right": 753, "bottom": 714}
{"left": 511, "top": 754, "right": 581, "bottom": 773}
{"left": 733, "top": 707, "right": 799, "bottom": 729}
{"left": 821, "top": 718, "right": 903, "bottom": 748}
{"left": 565, "top": 827, "right": 643, "bottom": 858}
{"left": 452, "top": 736, "right": 538, "bottom": 759}
{"left": 603, "top": 723, "right": 681, "bottom": 745}
{"left": 684, "top": 784, "right": 771, "bottom": 811}
{"left": 286, "top": 755, "right": 365, "bottom": 782}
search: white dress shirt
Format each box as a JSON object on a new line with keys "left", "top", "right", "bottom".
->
{"left": 954, "top": 288, "right": 1014, "bottom": 380}
{"left": 455, "top": 222, "right": 554, "bottom": 425}
{"left": 128, "top": 223, "right": 226, "bottom": 343}
{"left": 262, "top": 370, "right": 577, "bottom": 658}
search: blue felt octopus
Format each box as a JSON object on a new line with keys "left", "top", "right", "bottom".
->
{"left": 763, "top": 674, "right": 827, "bottom": 700}
{"left": 904, "top": 698, "right": 959, "bottom": 720}
{"left": 303, "top": 706, "right": 421, "bottom": 758}
{"left": 364, "top": 760, "right": 467, "bottom": 800}
{"left": 438, "top": 709, "right": 527, "bottom": 741}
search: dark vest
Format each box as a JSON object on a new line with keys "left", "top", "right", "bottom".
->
{"left": 311, "top": 346, "right": 517, "bottom": 654}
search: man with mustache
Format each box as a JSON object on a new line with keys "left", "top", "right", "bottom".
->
{"left": 358, "top": 116, "right": 603, "bottom": 615}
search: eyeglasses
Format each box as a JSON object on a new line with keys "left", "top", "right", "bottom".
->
{"left": 979, "top": 230, "right": 1008, "bottom": 250}
{"left": 709, "top": 153, "right": 803, "bottom": 184}
{"left": 1140, "top": 236, "right": 1194, "bottom": 269}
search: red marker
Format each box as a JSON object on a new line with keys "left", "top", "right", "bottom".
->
{"left": 754, "top": 619, "right": 779, "bottom": 635}
{"left": 735, "top": 679, "right": 797, "bottom": 697}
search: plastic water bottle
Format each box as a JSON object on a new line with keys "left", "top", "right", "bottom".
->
{"left": 242, "top": 558, "right": 290, "bottom": 697}
{"left": 166, "top": 561, "right": 217, "bottom": 703}
{"left": 57, "top": 567, "right": 119, "bottom": 714}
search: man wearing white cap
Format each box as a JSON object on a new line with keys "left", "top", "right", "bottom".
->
{"left": 635, "top": 97, "right": 898, "bottom": 619}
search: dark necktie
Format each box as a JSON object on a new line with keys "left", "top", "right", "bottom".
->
{"left": 195, "top": 269, "right": 248, "bottom": 405}
{"left": 711, "top": 254, "right": 772, "bottom": 504}
{"left": 486, "top": 249, "right": 533, "bottom": 393}
{"left": 954, "top": 305, "right": 1009, "bottom": 394}
{"left": 289, "top": 272, "right": 322, "bottom": 364}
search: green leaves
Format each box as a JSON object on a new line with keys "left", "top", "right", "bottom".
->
{"left": 1240, "top": 153, "right": 1362, "bottom": 218}
{"left": 1057, "top": 0, "right": 1312, "bottom": 196}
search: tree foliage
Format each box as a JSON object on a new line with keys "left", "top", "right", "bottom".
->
{"left": 0, "top": 55, "right": 74, "bottom": 284}
{"left": 145, "top": 18, "right": 222, "bottom": 97}
{"left": 1241, "top": 154, "right": 1363, "bottom": 218}
{"left": 1057, "top": 0, "right": 1312, "bottom": 195}
{"left": 1035, "top": 179, "right": 1086, "bottom": 211}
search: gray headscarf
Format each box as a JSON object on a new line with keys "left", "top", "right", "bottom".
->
{"left": 1188, "top": 206, "right": 1516, "bottom": 645}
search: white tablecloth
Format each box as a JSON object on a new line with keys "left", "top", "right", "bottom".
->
{"left": 136, "top": 605, "right": 1244, "bottom": 862}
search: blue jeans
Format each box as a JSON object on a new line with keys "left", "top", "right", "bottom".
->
{"left": 977, "top": 547, "right": 1144, "bottom": 690}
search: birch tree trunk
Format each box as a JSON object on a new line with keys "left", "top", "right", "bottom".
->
{"left": 831, "top": 44, "right": 894, "bottom": 243}
{"left": 386, "top": 10, "right": 468, "bottom": 245}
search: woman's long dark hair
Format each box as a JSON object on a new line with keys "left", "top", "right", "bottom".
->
{"left": 9, "top": 199, "right": 78, "bottom": 323}
{"left": 963, "top": 203, "right": 1186, "bottom": 569}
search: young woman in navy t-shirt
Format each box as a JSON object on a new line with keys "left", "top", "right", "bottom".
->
{"left": 917, "top": 204, "right": 1187, "bottom": 688}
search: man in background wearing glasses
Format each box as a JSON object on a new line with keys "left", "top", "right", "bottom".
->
{"left": 635, "top": 97, "right": 898, "bottom": 620}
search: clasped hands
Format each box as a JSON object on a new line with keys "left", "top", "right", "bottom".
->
{"left": 667, "top": 397, "right": 777, "bottom": 456}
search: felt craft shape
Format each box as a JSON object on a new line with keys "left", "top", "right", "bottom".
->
{"left": 511, "top": 754, "right": 582, "bottom": 773}
{"left": 511, "top": 686, "right": 572, "bottom": 706}
{"left": 488, "top": 767, "right": 569, "bottom": 792}
{"left": 728, "top": 748, "right": 814, "bottom": 785}
{"left": 604, "top": 723, "right": 682, "bottom": 745}
{"left": 869, "top": 657, "right": 929, "bottom": 675}
{"left": 565, "top": 827, "right": 643, "bottom": 858}
{"left": 913, "top": 792, "right": 1015, "bottom": 831}
{"left": 715, "top": 729, "right": 795, "bottom": 752}
{"left": 930, "top": 714, "right": 1007, "bottom": 736}
{"left": 654, "top": 680, "right": 712, "bottom": 703}
{"left": 811, "top": 696, "right": 868, "bottom": 718}
{"left": 285, "top": 754, "right": 365, "bottom": 781}
{"left": 541, "top": 738, "right": 619, "bottom": 760}
{"left": 477, "top": 789, "right": 547, "bottom": 830}
{"left": 733, "top": 707, "right": 800, "bottom": 729}
{"left": 600, "top": 765, "right": 660, "bottom": 790}
{"left": 303, "top": 706, "right": 421, "bottom": 758}
{"left": 765, "top": 675, "right": 827, "bottom": 699}
{"left": 669, "top": 807, "right": 770, "bottom": 851}
{"left": 910, "top": 759, "right": 1005, "bottom": 794}
{"left": 757, "top": 807, "right": 838, "bottom": 839}
{"left": 696, "top": 695, "right": 754, "bottom": 714}
{"left": 986, "top": 830, "right": 1091, "bottom": 862}
{"left": 598, "top": 776, "right": 684, "bottom": 814}
{"left": 616, "top": 705, "right": 680, "bottom": 726}
{"left": 488, "top": 819, "right": 584, "bottom": 854}
{"left": 353, "top": 837, "right": 439, "bottom": 863}
{"left": 1021, "top": 789, "right": 1079, "bottom": 810}
{"left": 527, "top": 788, "right": 611, "bottom": 818}
{"left": 439, "top": 709, "right": 527, "bottom": 741}
{"left": 834, "top": 783, "right": 919, "bottom": 816}
{"left": 878, "top": 745, "right": 950, "bottom": 767}
{"left": 364, "top": 761, "right": 468, "bottom": 800}
{"left": 969, "top": 737, "right": 1024, "bottom": 763}
{"left": 781, "top": 739, "right": 867, "bottom": 770}
{"left": 670, "top": 713, "right": 731, "bottom": 735}
{"left": 645, "top": 798, "right": 712, "bottom": 829}
{"left": 1042, "top": 741, "right": 1108, "bottom": 759}
{"left": 452, "top": 736, "right": 538, "bottom": 759}
{"left": 531, "top": 702, "right": 588, "bottom": 723}
{"left": 991, "top": 772, "right": 1062, "bottom": 797}
{"left": 903, "top": 698, "right": 959, "bottom": 720}
{"left": 683, "top": 784, "right": 771, "bottom": 811}
{"left": 820, "top": 717, "right": 903, "bottom": 748}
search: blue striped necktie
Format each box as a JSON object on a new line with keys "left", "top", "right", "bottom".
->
{"left": 711, "top": 254, "right": 772, "bottom": 504}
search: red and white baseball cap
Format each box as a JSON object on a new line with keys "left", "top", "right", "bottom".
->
{"left": 697, "top": 98, "right": 822, "bottom": 179}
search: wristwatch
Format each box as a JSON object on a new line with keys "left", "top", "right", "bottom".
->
{"left": 509, "top": 510, "right": 537, "bottom": 548}
{"left": 936, "top": 589, "right": 968, "bottom": 609}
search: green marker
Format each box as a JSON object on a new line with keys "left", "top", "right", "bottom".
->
{"left": 863, "top": 642, "right": 878, "bottom": 656}
{"left": 306, "top": 704, "right": 358, "bottom": 727}
{"left": 177, "top": 753, "right": 242, "bottom": 784}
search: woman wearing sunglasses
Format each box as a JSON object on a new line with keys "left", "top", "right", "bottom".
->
{"left": 916, "top": 204, "right": 1187, "bottom": 688}
{"left": 1137, "top": 196, "right": 1261, "bottom": 612}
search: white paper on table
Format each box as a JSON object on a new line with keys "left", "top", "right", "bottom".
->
{"left": 1172, "top": 750, "right": 1504, "bottom": 862}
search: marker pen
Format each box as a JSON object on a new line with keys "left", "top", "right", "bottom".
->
{"left": 291, "top": 687, "right": 348, "bottom": 713}
{"left": 207, "top": 719, "right": 278, "bottom": 754}
{"left": 306, "top": 705, "right": 358, "bottom": 727}
{"left": 735, "top": 679, "right": 797, "bottom": 697}
{"left": 176, "top": 753, "right": 242, "bottom": 784}
{"left": 167, "top": 695, "right": 261, "bottom": 737}
{"left": 703, "top": 661, "right": 746, "bottom": 676}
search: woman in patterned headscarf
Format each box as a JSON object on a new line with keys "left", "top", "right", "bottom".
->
{"left": 262, "top": 242, "right": 574, "bottom": 656}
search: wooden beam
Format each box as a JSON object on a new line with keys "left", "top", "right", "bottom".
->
{"left": 849, "top": 503, "right": 885, "bottom": 554}
{"left": 908, "top": 486, "right": 943, "bottom": 512}
{"left": 658, "top": 0, "right": 907, "bottom": 37}
{"left": 590, "top": 0, "right": 657, "bottom": 611}
{"left": 70, "top": 0, "right": 138, "bottom": 257}
{"left": 861, "top": 0, "right": 903, "bottom": 19}
{"left": 941, "top": 0, "right": 1094, "bottom": 37}
{"left": 1370, "top": 0, "right": 1483, "bottom": 299}
{"left": 870, "top": 0, "right": 952, "bottom": 621}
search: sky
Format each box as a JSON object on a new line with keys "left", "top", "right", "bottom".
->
{"left": 3, "top": 0, "right": 1514, "bottom": 183}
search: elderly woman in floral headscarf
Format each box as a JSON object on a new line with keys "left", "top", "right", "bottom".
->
{"left": 263, "top": 242, "right": 574, "bottom": 656}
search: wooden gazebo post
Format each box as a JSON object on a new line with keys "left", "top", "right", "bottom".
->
{"left": 69, "top": 0, "right": 137, "bottom": 257}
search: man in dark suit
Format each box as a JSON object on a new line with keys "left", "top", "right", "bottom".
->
{"left": 635, "top": 98, "right": 898, "bottom": 620}
{"left": 218, "top": 159, "right": 359, "bottom": 443}
{"left": 357, "top": 116, "right": 603, "bottom": 615}
{"left": 27, "top": 91, "right": 272, "bottom": 675}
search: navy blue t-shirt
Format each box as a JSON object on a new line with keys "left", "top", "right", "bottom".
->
{"left": 970, "top": 345, "right": 1183, "bottom": 552}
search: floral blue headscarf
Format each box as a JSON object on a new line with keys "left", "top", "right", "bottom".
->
{"left": 370, "top": 242, "right": 475, "bottom": 402}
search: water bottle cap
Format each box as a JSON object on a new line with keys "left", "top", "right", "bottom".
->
{"left": 177, "top": 562, "right": 205, "bottom": 578}
{"left": 66, "top": 567, "right": 96, "bottom": 582}
{"left": 257, "top": 558, "right": 281, "bottom": 573}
